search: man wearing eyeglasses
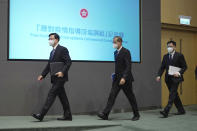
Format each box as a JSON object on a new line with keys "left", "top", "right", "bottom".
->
{"left": 32, "top": 33, "right": 72, "bottom": 121}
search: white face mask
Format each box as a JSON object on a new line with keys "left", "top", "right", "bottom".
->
{"left": 49, "top": 40, "right": 55, "bottom": 46}
{"left": 167, "top": 47, "right": 174, "bottom": 53}
{"left": 113, "top": 44, "right": 118, "bottom": 49}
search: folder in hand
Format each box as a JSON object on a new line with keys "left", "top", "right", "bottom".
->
{"left": 50, "top": 62, "right": 65, "bottom": 76}
{"left": 168, "top": 66, "right": 181, "bottom": 76}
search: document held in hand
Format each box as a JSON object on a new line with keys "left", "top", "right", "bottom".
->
{"left": 50, "top": 62, "right": 65, "bottom": 76}
{"left": 168, "top": 66, "right": 181, "bottom": 75}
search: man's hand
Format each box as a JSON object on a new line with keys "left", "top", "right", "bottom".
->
{"left": 111, "top": 73, "right": 115, "bottom": 80}
{"left": 173, "top": 72, "right": 180, "bottom": 77}
{"left": 37, "top": 75, "right": 43, "bottom": 81}
{"left": 55, "top": 72, "right": 64, "bottom": 78}
{"left": 119, "top": 78, "right": 126, "bottom": 85}
{"left": 156, "top": 76, "right": 161, "bottom": 82}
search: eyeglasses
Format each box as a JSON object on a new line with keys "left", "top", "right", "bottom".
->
{"left": 48, "top": 38, "right": 55, "bottom": 40}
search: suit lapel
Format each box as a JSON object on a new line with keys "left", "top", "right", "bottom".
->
{"left": 172, "top": 52, "right": 178, "bottom": 64}
{"left": 116, "top": 47, "right": 124, "bottom": 59}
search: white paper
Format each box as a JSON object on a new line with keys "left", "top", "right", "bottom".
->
{"left": 168, "top": 66, "right": 181, "bottom": 75}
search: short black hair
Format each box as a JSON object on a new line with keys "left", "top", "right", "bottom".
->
{"left": 49, "top": 33, "right": 60, "bottom": 41}
{"left": 167, "top": 40, "right": 176, "bottom": 46}
{"left": 113, "top": 36, "right": 122, "bottom": 43}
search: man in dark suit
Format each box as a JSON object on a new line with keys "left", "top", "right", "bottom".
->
{"left": 32, "top": 33, "right": 72, "bottom": 121}
{"left": 98, "top": 36, "right": 140, "bottom": 121}
{"left": 156, "top": 40, "right": 187, "bottom": 118}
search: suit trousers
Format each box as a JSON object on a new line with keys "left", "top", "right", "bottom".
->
{"left": 103, "top": 79, "right": 139, "bottom": 116}
{"left": 40, "top": 81, "right": 71, "bottom": 117}
{"left": 164, "top": 78, "right": 185, "bottom": 113}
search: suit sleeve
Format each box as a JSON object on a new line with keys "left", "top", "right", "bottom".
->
{"left": 157, "top": 55, "right": 166, "bottom": 77}
{"left": 179, "top": 54, "right": 187, "bottom": 75}
{"left": 122, "top": 50, "right": 131, "bottom": 80}
{"left": 61, "top": 47, "right": 72, "bottom": 75}
{"left": 41, "top": 62, "right": 50, "bottom": 78}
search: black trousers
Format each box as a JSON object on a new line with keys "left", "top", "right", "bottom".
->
{"left": 40, "top": 81, "right": 71, "bottom": 117}
{"left": 103, "top": 79, "right": 139, "bottom": 116}
{"left": 164, "top": 79, "right": 185, "bottom": 113}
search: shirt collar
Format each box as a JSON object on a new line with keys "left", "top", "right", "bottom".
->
{"left": 170, "top": 50, "right": 175, "bottom": 56}
{"left": 117, "top": 46, "right": 123, "bottom": 52}
{"left": 53, "top": 43, "right": 59, "bottom": 50}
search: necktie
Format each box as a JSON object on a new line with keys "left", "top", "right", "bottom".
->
{"left": 49, "top": 49, "right": 55, "bottom": 60}
{"left": 170, "top": 54, "right": 173, "bottom": 60}
{"left": 169, "top": 54, "right": 173, "bottom": 65}
{"left": 114, "top": 50, "right": 118, "bottom": 59}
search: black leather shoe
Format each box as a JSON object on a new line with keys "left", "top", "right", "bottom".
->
{"left": 32, "top": 114, "right": 44, "bottom": 121}
{"left": 57, "top": 116, "right": 72, "bottom": 121}
{"left": 160, "top": 111, "right": 168, "bottom": 118}
{"left": 174, "top": 111, "right": 186, "bottom": 115}
{"left": 132, "top": 115, "right": 140, "bottom": 121}
{"left": 97, "top": 112, "right": 108, "bottom": 120}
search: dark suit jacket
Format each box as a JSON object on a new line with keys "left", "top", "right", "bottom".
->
{"left": 41, "top": 45, "right": 72, "bottom": 83}
{"left": 114, "top": 47, "right": 134, "bottom": 82}
{"left": 158, "top": 52, "right": 187, "bottom": 83}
